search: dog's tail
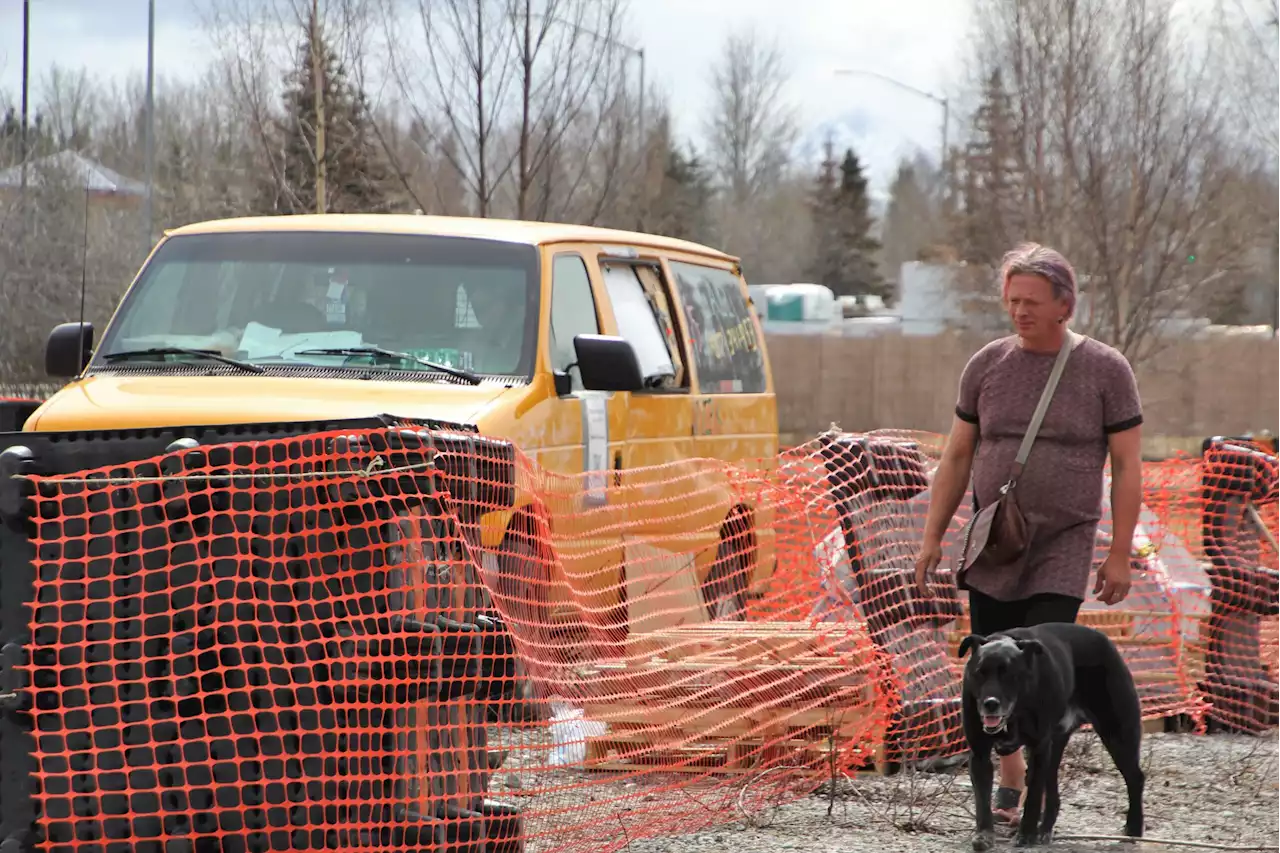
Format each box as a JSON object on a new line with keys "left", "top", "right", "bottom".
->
{"left": 1090, "top": 639, "right": 1144, "bottom": 744}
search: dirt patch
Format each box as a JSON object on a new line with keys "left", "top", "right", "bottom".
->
{"left": 611, "top": 731, "right": 1278, "bottom": 853}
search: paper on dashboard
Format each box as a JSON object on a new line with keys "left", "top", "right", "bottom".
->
{"left": 237, "top": 321, "right": 363, "bottom": 359}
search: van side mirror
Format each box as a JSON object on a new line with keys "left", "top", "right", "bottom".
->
{"left": 45, "top": 322, "right": 95, "bottom": 378}
{"left": 573, "top": 334, "right": 644, "bottom": 393}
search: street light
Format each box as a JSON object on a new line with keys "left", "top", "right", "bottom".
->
{"left": 1264, "top": 10, "right": 1274, "bottom": 335}
{"left": 832, "top": 68, "right": 949, "bottom": 170}
{"left": 144, "top": 0, "right": 156, "bottom": 252}
{"left": 20, "top": 0, "right": 29, "bottom": 202}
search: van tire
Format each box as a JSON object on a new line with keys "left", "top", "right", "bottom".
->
{"left": 701, "top": 514, "right": 754, "bottom": 621}
{"left": 494, "top": 531, "right": 551, "bottom": 632}
{"left": 491, "top": 525, "right": 551, "bottom": 721}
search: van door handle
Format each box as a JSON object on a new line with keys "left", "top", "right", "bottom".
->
{"left": 613, "top": 451, "right": 623, "bottom": 486}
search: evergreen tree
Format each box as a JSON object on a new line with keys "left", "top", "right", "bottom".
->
{"left": 881, "top": 156, "right": 946, "bottom": 278}
{"left": 655, "top": 145, "right": 714, "bottom": 243}
{"left": 158, "top": 138, "right": 190, "bottom": 207}
{"left": 943, "top": 67, "right": 1026, "bottom": 329}
{"left": 835, "top": 148, "right": 885, "bottom": 298}
{"left": 208, "top": 137, "right": 243, "bottom": 220}
{"left": 0, "top": 108, "right": 53, "bottom": 168}
{"left": 260, "top": 12, "right": 388, "bottom": 214}
{"left": 804, "top": 137, "right": 842, "bottom": 286}
{"left": 807, "top": 142, "right": 886, "bottom": 299}
{"left": 953, "top": 68, "right": 1022, "bottom": 264}
{"left": 0, "top": 108, "right": 21, "bottom": 168}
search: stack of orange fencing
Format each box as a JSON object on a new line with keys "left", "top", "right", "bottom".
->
{"left": 12, "top": 424, "right": 1274, "bottom": 852}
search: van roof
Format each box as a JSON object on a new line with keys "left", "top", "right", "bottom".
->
{"left": 165, "top": 213, "right": 738, "bottom": 262}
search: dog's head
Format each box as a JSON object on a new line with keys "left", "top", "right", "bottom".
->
{"left": 958, "top": 633, "right": 1045, "bottom": 735}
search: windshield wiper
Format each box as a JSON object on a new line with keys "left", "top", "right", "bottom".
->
{"left": 101, "top": 347, "right": 265, "bottom": 374}
{"left": 295, "top": 346, "right": 482, "bottom": 385}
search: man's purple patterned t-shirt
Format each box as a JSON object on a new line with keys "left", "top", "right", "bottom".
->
{"left": 955, "top": 335, "right": 1143, "bottom": 601}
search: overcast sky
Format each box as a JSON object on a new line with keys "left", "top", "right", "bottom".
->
{"left": 0, "top": 0, "right": 980, "bottom": 194}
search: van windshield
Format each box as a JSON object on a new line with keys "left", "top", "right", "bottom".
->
{"left": 94, "top": 230, "right": 540, "bottom": 379}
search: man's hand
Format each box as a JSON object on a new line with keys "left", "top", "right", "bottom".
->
{"left": 1094, "top": 551, "right": 1132, "bottom": 606}
{"left": 915, "top": 540, "right": 944, "bottom": 597}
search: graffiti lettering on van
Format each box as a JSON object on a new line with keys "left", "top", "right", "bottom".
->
{"left": 670, "top": 261, "right": 767, "bottom": 395}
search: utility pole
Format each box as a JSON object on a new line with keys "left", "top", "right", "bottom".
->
{"left": 20, "top": 0, "right": 30, "bottom": 202}
{"left": 311, "top": 0, "right": 327, "bottom": 214}
{"left": 637, "top": 47, "right": 646, "bottom": 150}
{"left": 1264, "top": 11, "right": 1274, "bottom": 335}
{"left": 143, "top": 0, "right": 156, "bottom": 251}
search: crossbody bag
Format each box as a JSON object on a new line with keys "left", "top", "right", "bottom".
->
{"left": 958, "top": 331, "right": 1081, "bottom": 577}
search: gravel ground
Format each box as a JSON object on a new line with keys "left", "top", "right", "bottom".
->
{"left": 605, "top": 731, "right": 1279, "bottom": 853}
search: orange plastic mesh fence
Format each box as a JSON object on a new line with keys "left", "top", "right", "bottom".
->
{"left": 10, "top": 425, "right": 1276, "bottom": 852}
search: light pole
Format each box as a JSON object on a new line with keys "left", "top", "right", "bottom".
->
{"left": 20, "top": 0, "right": 29, "bottom": 202}
{"left": 143, "top": 0, "right": 156, "bottom": 252}
{"left": 832, "top": 68, "right": 949, "bottom": 170}
{"left": 570, "top": 25, "right": 645, "bottom": 142}
{"left": 1264, "top": 10, "right": 1274, "bottom": 335}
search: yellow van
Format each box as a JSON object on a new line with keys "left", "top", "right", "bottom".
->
{"left": 29, "top": 214, "right": 779, "bottom": 643}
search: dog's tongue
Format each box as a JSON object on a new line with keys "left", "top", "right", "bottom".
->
{"left": 983, "top": 714, "right": 1003, "bottom": 729}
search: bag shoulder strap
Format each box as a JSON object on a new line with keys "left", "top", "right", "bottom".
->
{"left": 1009, "top": 331, "right": 1081, "bottom": 484}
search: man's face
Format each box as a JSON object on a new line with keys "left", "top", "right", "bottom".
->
{"left": 302, "top": 274, "right": 330, "bottom": 311}
{"left": 1005, "top": 273, "right": 1067, "bottom": 341}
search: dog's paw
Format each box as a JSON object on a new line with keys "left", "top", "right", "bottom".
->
{"left": 1014, "top": 829, "right": 1042, "bottom": 847}
{"left": 972, "top": 829, "right": 996, "bottom": 852}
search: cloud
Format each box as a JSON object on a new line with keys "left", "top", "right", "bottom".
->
{"left": 0, "top": 0, "right": 969, "bottom": 191}
{"left": 0, "top": 1, "right": 213, "bottom": 102}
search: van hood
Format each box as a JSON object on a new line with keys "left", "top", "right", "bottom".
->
{"left": 25, "top": 373, "right": 518, "bottom": 433}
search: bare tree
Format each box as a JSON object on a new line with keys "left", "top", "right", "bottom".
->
{"left": 37, "top": 66, "right": 98, "bottom": 150}
{"left": 1214, "top": 0, "right": 1279, "bottom": 158}
{"left": 0, "top": 163, "right": 143, "bottom": 380}
{"left": 199, "top": 0, "right": 384, "bottom": 215}
{"left": 1209, "top": 0, "right": 1279, "bottom": 328}
{"left": 377, "top": 0, "right": 630, "bottom": 220}
{"left": 703, "top": 27, "right": 797, "bottom": 205}
{"left": 952, "top": 0, "right": 1273, "bottom": 364}
{"left": 0, "top": 60, "right": 277, "bottom": 381}
{"left": 699, "top": 27, "right": 805, "bottom": 281}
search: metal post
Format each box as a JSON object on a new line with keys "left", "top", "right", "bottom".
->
{"left": 143, "top": 0, "right": 156, "bottom": 252}
{"left": 312, "top": 0, "right": 327, "bottom": 214}
{"left": 1269, "top": 16, "right": 1280, "bottom": 335}
{"left": 940, "top": 96, "right": 949, "bottom": 171}
{"left": 637, "top": 47, "right": 646, "bottom": 144}
{"left": 1272, "top": 229, "right": 1279, "bottom": 338}
{"left": 20, "top": 0, "right": 30, "bottom": 200}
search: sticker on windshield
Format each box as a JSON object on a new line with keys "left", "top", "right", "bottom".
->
{"left": 408, "top": 348, "right": 475, "bottom": 371}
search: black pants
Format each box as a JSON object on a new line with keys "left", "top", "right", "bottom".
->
{"left": 968, "top": 588, "right": 1083, "bottom": 636}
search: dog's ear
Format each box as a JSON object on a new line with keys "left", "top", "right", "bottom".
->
{"left": 958, "top": 634, "right": 986, "bottom": 659}
{"left": 1015, "top": 638, "right": 1045, "bottom": 658}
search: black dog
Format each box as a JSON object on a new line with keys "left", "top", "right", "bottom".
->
{"left": 959, "top": 623, "right": 1145, "bottom": 849}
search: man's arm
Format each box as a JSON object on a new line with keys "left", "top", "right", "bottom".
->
{"left": 1107, "top": 424, "right": 1143, "bottom": 561}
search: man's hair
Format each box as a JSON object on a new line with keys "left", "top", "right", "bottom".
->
{"left": 999, "top": 242, "right": 1078, "bottom": 317}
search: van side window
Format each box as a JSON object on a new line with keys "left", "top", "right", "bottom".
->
{"left": 600, "top": 263, "right": 677, "bottom": 388}
{"left": 549, "top": 254, "right": 600, "bottom": 390}
{"left": 668, "top": 261, "right": 767, "bottom": 394}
